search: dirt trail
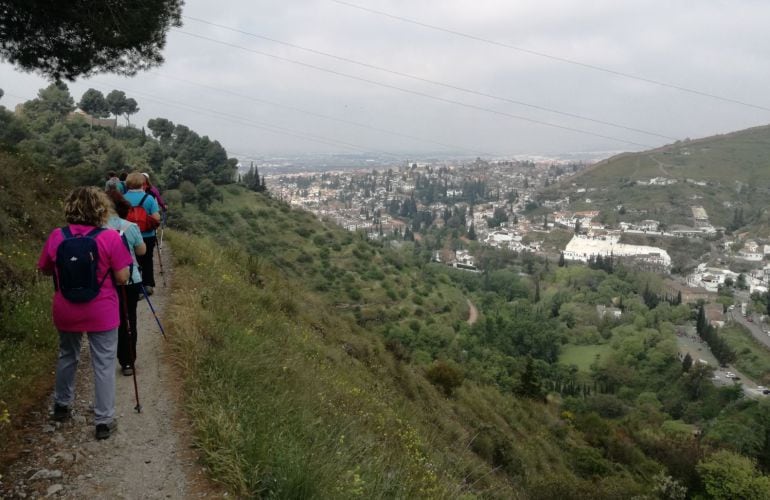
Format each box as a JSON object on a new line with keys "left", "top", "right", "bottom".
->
{"left": 0, "top": 247, "right": 215, "bottom": 499}
{"left": 467, "top": 298, "right": 479, "bottom": 325}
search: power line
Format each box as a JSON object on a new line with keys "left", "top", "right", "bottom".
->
{"left": 150, "top": 71, "right": 498, "bottom": 157}
{"left": 182, "top": 15, "right": 675, "bottom": 141}
{"left": 174, "top": 30, "right": 654, "bottom": 149}
{"left": 2, "top": 91, "right": 27, "bottom": 100}
{"left": 88, "top": 81, "right": 403, "bottom": 157}
{"left": 330, "top": 0, "right": 770, "bottom": 113}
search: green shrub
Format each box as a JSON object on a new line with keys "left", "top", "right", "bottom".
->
{"left": 426, "top": 360, "right": 464, "bottom": 396}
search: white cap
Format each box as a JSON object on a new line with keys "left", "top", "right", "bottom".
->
{"left": 141, "top": 172, "right": 150, "bottom": 179}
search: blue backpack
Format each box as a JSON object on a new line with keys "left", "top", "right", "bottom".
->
{"left": 55, "top": 226, "right": 108, "bottom": 303}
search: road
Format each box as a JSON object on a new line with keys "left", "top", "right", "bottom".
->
{"left": 729, "top": 310, "right": 770, "bottom": 350}
{"left": 676, "top": 325, "right": 766, "bottom": 399}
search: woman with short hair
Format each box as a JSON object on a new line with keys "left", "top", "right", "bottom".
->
{"left": 38, "top": 186, "right": 132, "bottom": 440}
{"left": 106, "top": 189, "right": 146, "bottom": 376}
{"left": 124, "top": 172, "right": 161, "bottom": 294}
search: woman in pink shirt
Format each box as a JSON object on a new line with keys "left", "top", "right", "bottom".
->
{"left": 38, "top": 187, "right": 132, "bottom": 440}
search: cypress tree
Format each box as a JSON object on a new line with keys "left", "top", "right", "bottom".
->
{"left": 516, "top": 357, "right": 544, "bottom": 401}
{"left": 682, "top": 352, "right": 693, "bottom": 372}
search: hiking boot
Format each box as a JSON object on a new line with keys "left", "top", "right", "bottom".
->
{"left": 122, "top": 366, "right": 134, "bottom": 376}
{"left": 52, "top": 403, "right": 71, "bottom": 422}
{"left": 95, "top": 420, "right": 118, "bottom": 440}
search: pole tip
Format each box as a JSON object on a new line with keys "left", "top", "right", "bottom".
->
{"left": 135, "top": 404, "right": 142, "bottom": 413}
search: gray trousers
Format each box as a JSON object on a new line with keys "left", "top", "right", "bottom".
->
{"left": 54, "top": 329, "right": 118, "bottom": 425}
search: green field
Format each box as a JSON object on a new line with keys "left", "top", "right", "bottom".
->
{"left": 559, "top": 344, "right": 613, "bottom": 372}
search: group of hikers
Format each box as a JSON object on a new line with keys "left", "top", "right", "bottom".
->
{"left": 37, "top": 171, "right": 167, "bottom": 440}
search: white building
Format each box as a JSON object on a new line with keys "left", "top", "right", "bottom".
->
{"left": 686, "top": 264, "right": 739, "bottom": 292}
{"left": 563, "top": 235, "right": 671, "bottom": 269}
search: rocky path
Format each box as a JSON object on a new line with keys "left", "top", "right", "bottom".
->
{"left": 0, "top": 247, "right": 216, "bottom": 499}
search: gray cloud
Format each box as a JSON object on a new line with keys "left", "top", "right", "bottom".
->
{"left": 1, "top": 0, "right": 768, "bottom": 158}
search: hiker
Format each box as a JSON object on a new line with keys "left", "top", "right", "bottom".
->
{"left": 104, "top": 171, "right": 120, "bottom": 191}
{"left": 38, "top": 186, "right": 133, "bottom": 440}
{"left": 124, "top": 172, "right": 161, "bottom": 295}
{"left": 106, "top": 190, "right": 146, "bottom": 377}
{"left": 105, "top": 171, "right": 127, "bottom": 194}
{"left": 142, "top": 172, "right": 167, "bottom": 215}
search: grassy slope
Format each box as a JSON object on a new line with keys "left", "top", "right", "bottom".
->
{"left": 0, "top": 154, "right": 66, "bottom": 446}
{"left": 720, "top": 324, "right": 770, "bottom": 384}
{"left": 163, "top": 186, "right": 649, "bottom": 498}
{"left": 560, "top": 125, "right": 770, "bottom": 229}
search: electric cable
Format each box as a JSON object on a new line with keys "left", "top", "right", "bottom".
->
{"left": 174, "top": 30, "right": 654, "bottom": 149}
{"left": 88, "top": 81, "right": 415, "bottom": 157}
{"left": 329, "top": 0, "right": 770, "bottom": 113}
{"left": 150, "top": 71, "right": 498, "bottom": 157}
{"left": 182, "top": 15, "right": 675, "bottom": 141}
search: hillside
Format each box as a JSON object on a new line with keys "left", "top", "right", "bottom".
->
{"left": 557, "top": 124, "right": 770, "bottom": 232}
{"left": 4, "top": 86, "right": 770, "bottom": 499}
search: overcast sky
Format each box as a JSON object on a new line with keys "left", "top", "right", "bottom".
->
{"left": 2, "top": 0, "right": 770, "bottom": 160}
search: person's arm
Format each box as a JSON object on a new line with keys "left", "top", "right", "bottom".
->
{"left": 114, "top": 266, "right": 130, "bottom": 285}
{"left": 147, "top": 197, "right": 161, "bottom": 222}
{"left": 152, "top": 187, "right": 167, "bottom": 211}
{"left": 109, "top": 232, "right": 133, "bottom": 284}
{"left": 128, "top": 224, "right": 146, "bottom": 255}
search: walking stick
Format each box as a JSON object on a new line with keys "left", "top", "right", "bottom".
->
{"left": 119, "top": 285, "right": 142, "bottom": 413}
{"left": 158, "top": 210, "right": 166, "bottom": 250}
{"left": 156, "top": 239, "right": 166, "bottom": 287}
{"left": 156, "top": 213, "right": 166, "bottom": 287}
{"left": 140, "top": 284, "right": 167, "bottom": 340}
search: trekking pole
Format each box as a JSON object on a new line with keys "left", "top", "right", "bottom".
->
{"left": 158, "top": 210, "right": 166, "bottom": 250}
{"left": 140, "top": 284, "right": 167, "bottom": 340}
{"left": 119, "top": 285, "right": 142, "bottom": 413}
{"left": 156, "top": 239, "right": 166, "bottom": 287}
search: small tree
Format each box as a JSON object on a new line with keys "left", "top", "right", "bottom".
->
{"left": 105, "top": 90, "right": 128, "bottom": 130}
{"left": 179, "top": 180, "right": 197, "bottom": 208}
{"left": 516, "top": 357, "right": 544, "bottom": 401}
{"left": 147, "top": 117, "right": 175, "bottom": 142}
{"left": 78, "top": 88, "right": 108, "bottom": 119}
{"left": 426, "top": 360, "right": 464, "bottom": 396}
{"left": 682, "top": 352, "right": 693, "bottom": 372}
{"left": 196, "top": 179, "right": 218, "bottom": 211}
{"left": 736, "top": 273, "right": 748, "bottom": 290}
{"left": 123, "top": 97, "right": 139, "bottom": 125}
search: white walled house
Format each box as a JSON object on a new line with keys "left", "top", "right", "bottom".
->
{"left": 563, "top": 235, "right": 671, "bottom": 269}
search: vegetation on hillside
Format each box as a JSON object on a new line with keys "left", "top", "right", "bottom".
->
{"left": 3, "top": 86, "right": 770, "bottom": 498}
{"left": 165, "top": 184, "right": 770, "bottom": 498}
{"left": 547, "top": 126, "right": 770, "bottom": 234}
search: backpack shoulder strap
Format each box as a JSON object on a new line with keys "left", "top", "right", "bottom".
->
{"left": 139, "top": 193, "right": 150, "bottom": 206}
{"left": 85, "top": 227, "right": 106, "bottom": 239}
{"left": 60, "top": 226, "right": 73, "bottom": 239}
